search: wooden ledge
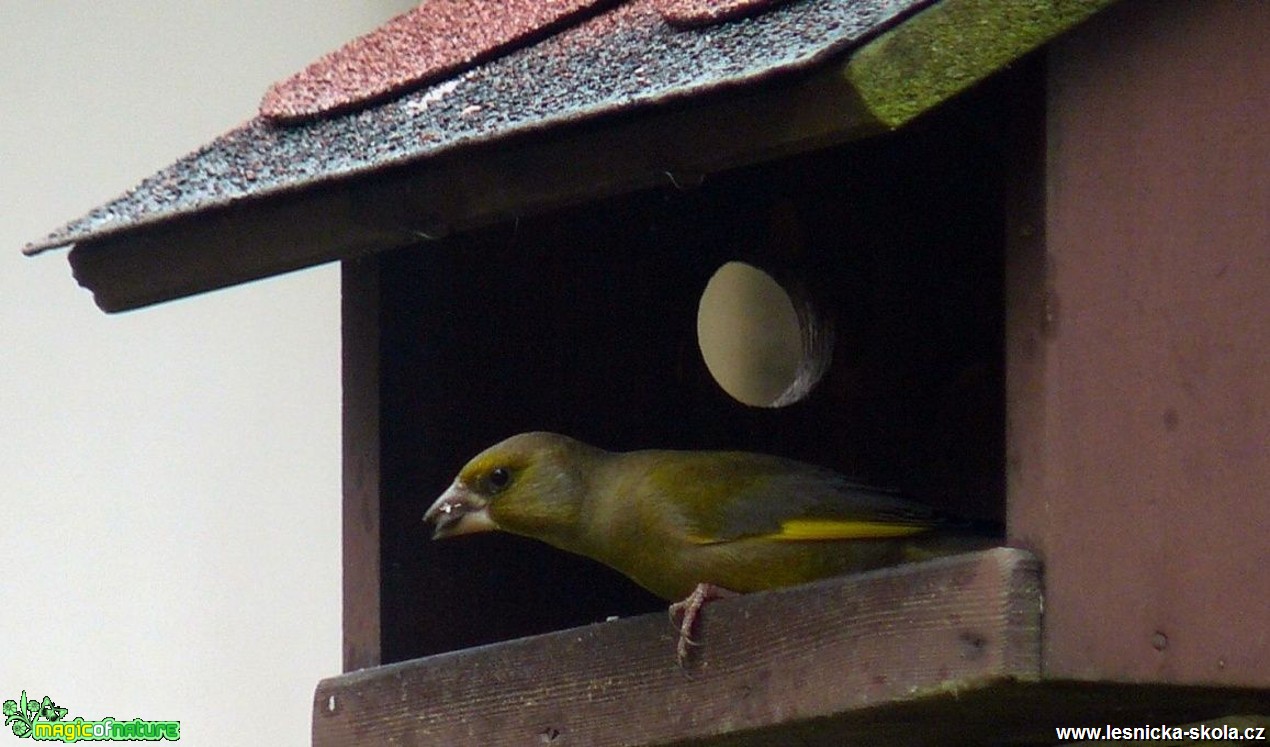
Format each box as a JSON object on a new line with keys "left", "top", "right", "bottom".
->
{"left": 313, "top": 548, "right": 1041, "bottom": 746}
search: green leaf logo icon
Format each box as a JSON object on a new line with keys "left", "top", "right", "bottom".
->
{"left": 4, "top": 690, "right": 71, "bottom": 738}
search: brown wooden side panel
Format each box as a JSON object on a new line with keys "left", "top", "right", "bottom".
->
{"left": 342, "top": 257, "right": 383, "bottom": 672}
{"left": 1011, "top": 0, "right": 1269, "bottom": 686}
{"left": 313, "top": 549, "right": 1041, "bottom": 747}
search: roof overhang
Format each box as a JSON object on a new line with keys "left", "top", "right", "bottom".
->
{"left": 25, "top": 0, "right": 1117, "bottom": 312}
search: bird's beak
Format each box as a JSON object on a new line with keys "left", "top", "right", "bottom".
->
{"left": 424, "top": 482, "right": 498, "bottom": 539}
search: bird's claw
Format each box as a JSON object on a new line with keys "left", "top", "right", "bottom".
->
{"left": 668, "top": 582, "right": 736, "bottom": 665}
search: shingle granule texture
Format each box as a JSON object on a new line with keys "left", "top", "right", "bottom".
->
{"left": 261, "top": 0, "right": 616, "bottom": 122}
{"left": 653, "top": 0, "right": 794, "bottom": 28}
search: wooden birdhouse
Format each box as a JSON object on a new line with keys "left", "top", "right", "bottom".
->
{"left": 26, "top": 0, "right": 1268, "bottom": 743}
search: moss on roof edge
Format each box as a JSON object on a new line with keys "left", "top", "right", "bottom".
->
{"left": 843, "top": 0, "right": 1121, "bottom": 128}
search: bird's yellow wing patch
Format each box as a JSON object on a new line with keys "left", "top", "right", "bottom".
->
{"left": 688, "top": 518, "right": 931, "bottom": 544}
{"left": 773, "top": 518, "right": 932, "bottom": 540}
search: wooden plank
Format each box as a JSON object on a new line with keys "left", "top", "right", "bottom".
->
{"left": 312, "top": 549, "right": 1041, "bottom": 747}
{"left": 1011, "top": 0, "right": 1270, "bottom": 686}
{"left": 683, "top": 686, "right": 1269, "bottom": 746}
{"left": 340, "top": 256, "right": 383, "bottom": 672}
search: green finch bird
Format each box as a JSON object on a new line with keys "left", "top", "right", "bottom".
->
{"left": 424, "top": 431, "right": 997, "bottom": 661}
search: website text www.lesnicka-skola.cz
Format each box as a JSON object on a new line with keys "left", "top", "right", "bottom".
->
{"left": 1055, "top": 723, "right": 1266, "bottom": 742}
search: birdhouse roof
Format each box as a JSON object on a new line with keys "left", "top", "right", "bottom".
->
{"left": 23, "top": 0, "right": 1118, "bottom": 311}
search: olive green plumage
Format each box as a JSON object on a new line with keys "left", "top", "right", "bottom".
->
{"left": 424, "top": 431, "right": 995, "bottom": 601}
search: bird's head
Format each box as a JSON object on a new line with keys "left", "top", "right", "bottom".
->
{"left": 423, "top": 432, "right": 599, "bottom": 546}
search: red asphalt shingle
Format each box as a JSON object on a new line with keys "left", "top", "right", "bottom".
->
{"left": 653, "top": 0, "right": 793, "bottom": 28}
{"left": 260, "top": 0, "right": 617, "bottom": 123}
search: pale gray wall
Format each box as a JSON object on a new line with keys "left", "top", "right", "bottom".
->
{"left": 0, "top": 3, "right": 413, "bottom": 745}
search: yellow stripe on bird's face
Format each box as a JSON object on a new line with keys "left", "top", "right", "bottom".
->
{"left": 771, "top": 519, "right": 932, "bottom": 541}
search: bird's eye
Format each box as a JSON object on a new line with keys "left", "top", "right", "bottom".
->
{"left": 488, "top": 467, "right": 511, "bottom": 490}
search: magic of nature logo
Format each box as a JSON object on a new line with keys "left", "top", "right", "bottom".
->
{"left": 4, "top": 691, "right": 179, "bottom": 742}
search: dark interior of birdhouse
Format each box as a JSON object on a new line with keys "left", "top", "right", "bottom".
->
{"left": 373, "top": 80, "right": 1009, "bottom": 663}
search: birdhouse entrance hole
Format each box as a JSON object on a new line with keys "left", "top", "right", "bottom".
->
{"left": 697, "top": 261, "right": 833, "bottom": 408}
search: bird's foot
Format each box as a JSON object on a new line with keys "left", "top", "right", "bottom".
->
{"left": 668, "top": 582, "right": 737, "bottom": 665}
